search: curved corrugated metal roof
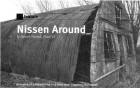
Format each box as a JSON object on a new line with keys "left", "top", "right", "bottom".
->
{"left": 1, "top": 4, "right": 98, "bottom": 82}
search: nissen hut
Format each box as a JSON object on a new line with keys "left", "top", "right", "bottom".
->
{"left": 1, "top": 0, "right": 136, "bottom": 87}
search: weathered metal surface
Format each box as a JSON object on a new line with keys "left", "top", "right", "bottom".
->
{"left": 1, "top": 1, "right": 136, "bottom": 87}
{"left": 1, "top": 4, "right": 98, "bottom": 83}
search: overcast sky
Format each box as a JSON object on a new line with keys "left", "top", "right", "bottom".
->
{"left": 0, "top": 0, "right": 100, "bottom": 22}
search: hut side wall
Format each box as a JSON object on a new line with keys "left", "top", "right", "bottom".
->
{"left": 93, "top": 21, "right": 136, "bottom": 88}
{"left": 90, "top": 1, "right": 136, "bottom": 87}
{"left": 99, "top": 0, "right": 136, "bottom": 76}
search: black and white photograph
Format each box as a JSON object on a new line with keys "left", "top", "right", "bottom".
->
{"left": 0, "top": 0, "right": 140, "bottom": 88}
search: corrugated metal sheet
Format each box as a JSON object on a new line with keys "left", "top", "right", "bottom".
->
{"left": 1, "top": 4, "right": 98, "bottom": 82}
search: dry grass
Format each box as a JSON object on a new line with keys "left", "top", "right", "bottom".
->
{"left": 1, "top": 71, "right": 62, "bottom": 88}
{"left": 1, "top": 71, "right": 95, "bottom": 88}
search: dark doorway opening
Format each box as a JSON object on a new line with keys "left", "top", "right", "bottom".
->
{"left": 73, "top": 7, "right": 98, "bottom": 82}
{"left": 73, "top": 35, "right": 92, "bottom": 82}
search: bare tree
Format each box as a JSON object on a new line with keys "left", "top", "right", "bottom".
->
{"left": 59, "top": 0, "right": 69, "bottom": 9}
{"left": 123, "top": 0, "right": 140, "bottom": 48}
{"left": 36, "top": 0, "right": 52, "bottom": 12}
{"left": 135, "top": 2, "right": 140, "bottom": 29}
{"left": 20, "top": 4, "right": 34, "bottom": 15}
{"left": 77, "top": 0, "right": 94, "bottom": 6}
